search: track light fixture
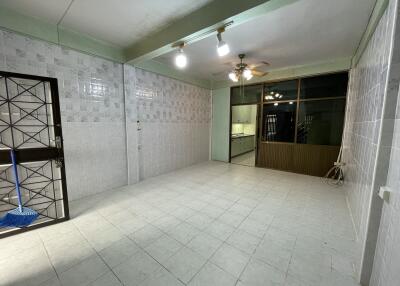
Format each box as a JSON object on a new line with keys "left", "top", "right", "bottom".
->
{"left": 217, "top": 27, "right": 230, "bottom": 57}
{"left": 174, "top": 43, "right": 187, "bottom": 69}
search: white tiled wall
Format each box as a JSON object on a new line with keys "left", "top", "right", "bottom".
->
{"left": 125, "top": 66, "right": 211, "bottom": 181}
{"left": 342, "top": 0, "right": 399, "bottom": 283}
{"left": 370, "top": 1, "right": 400, "bottom": 285}
{"left": 0, "top": 29, "right": 128, "bottom": 201}
{"left": 0, "top": 29, "right": 211, "bottom": 200}
{"left": 342, "top": 0, "right": 396, "bottom": 280}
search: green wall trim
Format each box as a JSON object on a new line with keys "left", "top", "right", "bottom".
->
{"left": 211, "top": 87, "right": 231, "bottom": 162}
{"left": 0, "top": 6, "right": 125, "bottom": 63}
{"left": 58, "top": 27, "right": 125, "bottom": 63}
{"left": 0, "top": 6, "right": 59, "bottom": 43}
{"left": 211, "top": 57, "right": 352, "bottom": 90}
{"left": 134, "top": 60, "right": 212, "bottom": 89}
{"left": 125, "top": 0, "right": 299, "bottom": 63}
{"left": 352, "top": 0, "right": 389, "bottom": 67}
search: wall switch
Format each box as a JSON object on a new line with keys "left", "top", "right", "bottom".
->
{"left": 378, "top": 186, "right": 391, "bottom": 202}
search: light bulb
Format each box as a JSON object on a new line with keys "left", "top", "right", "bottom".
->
{"left": 274, "top": 103, "right": 278, "bottom": 106}
{"left": 217, "top": 41, "right": 230, "bottom": 57}
{"left": 243, "top": 69, "right": 253, "bottom": 80}
{"left": 217, "top": 31, "right": 230, "bottom": 57}
{"left": 175, "top": 49, "right": 187, "bottom": 69}
{"left": 229, "top": 72, "right": 238, "bottom": 82}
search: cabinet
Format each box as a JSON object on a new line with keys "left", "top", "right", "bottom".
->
{"left": 231, "top": 135, "right": 255, "bottom": 157}
{"left": 232, "top": 106, "right": 251, "bottom": 123}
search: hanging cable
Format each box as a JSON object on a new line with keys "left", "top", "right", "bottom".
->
{"left": 323, "top": 144, "right": 345, "bottom": 186}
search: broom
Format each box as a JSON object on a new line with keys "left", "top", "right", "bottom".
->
{"left": 0, "top": 150, "right": 38, "bottom": 228}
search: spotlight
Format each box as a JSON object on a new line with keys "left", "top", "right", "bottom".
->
{"left": 217, "top": 28, "right": 230, "bottom": 57}
{"left": 175, "top": 44, "right": 187, "bottom": 69}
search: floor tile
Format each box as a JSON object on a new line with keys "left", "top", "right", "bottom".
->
{"left": 0, "top": 162, "right": 359, "bottom": 286}
{"left": 59, "top": 255, "right": 109, "bottom": 286}
{"left": 129, "top": 224, "right": 164, "bottom": 248}
{"left": 239, "top": 258, "right": 286, "bottom": 286}
{"left": 226, "top": 229, "right": 261, "bottom": 254}
{"left": 218, "top": 211, "right": 246, "bottom": 228}
{"left": 46, "top": 240, "right": 96, "bottom": 274}
{"left": 151, "top": 215, "right": 182, "bottom": 232}
{"left": 145, "top": 234, "right": 183, "bottom": 263}
{"left": 167, "top": 222, "right": 200, "bottom": 244}
{"left": 210, "top": 243, "right": 251, "bottom": 278}
{"left": 113, "top": 250, "right": 161, "bottom": 286}
{"left": 188, "top": 262, "right": 237, "bottom": 286}
{"left": 205, "top": 221, "right": 235, "bottom": 241}
{"left": 238, "top": 218, "right": 270, "bottom": 238}
{"left": 186, "top": 213, "right": 215, "bottom": 230}
{"left": 187, "top": 232, "right": 223, "bottom": 259}
{"left": 139, "top": 267, "right": 184, "bottom": 286}
{"left": 99, "top": 237, "right": 141, "bottom": 268}
{"left": 253, "top": 238, "right": 293, "bottom": 272}
{"left": 89, "top": 271, "right": 122, "bottom": 286}
{"left": 164, "top": 247, "right": 207, "bottom": 283}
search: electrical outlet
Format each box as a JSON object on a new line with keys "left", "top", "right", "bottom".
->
{"left": 378, "top": 186, "right": 391, "bottom": 202}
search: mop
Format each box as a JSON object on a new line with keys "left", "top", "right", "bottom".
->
{"left": 0, "top": 150, "right": 38, "bottom": 228}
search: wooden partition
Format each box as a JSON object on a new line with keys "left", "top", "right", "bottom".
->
{"left": 257, "top": 142, "right": 340, "bottom": 177}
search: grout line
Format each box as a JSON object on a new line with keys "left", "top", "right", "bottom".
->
{"left": 40, "top": 238, "right": 62, "bottom": 285}
{"left": 73, "top": 225, "right": 126, "bottom": 286}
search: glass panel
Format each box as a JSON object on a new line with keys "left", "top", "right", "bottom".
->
{"left": 300, "top": 72, "right": 348, "bottom": 99}
{"left": 297, "top": 99, "right": 346, "bottom": 145}
{"left": 263, "top": 80, "right": 298, "bottom": 102}
{"left": 231, "top": 84, "right": 262, "bottom": 105}
{"left": 262, "top": 102, "right": 296, "bottom": 142}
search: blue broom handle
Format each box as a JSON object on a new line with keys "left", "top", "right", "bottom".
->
{"left": 10, "top": 149, "right": 23, "bottom": 212}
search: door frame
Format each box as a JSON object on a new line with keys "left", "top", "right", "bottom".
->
{"left": 0, "top": 71, "right": 69, "bottom": 238}
{"left": 229, "top": 102, "right": 261, "bottom": 165}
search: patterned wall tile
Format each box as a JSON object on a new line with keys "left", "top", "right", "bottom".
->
{"left": 341, "top": 0, "right": 397, "bottom": 278}
{"left": 0, "top": 29, "right": 127, "bottom": 200}
{"left": 125, "top": 66, "right": 211, "bottom": 181}
{"left": 370, "top": 0, "right": 400, "bottom": 285}
{"left": 0, "top": 29, "right": 212, "bottom": 200}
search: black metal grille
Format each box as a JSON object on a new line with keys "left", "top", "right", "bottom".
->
{"left": 0, "top": 72, "right": 69, "bottom": 237}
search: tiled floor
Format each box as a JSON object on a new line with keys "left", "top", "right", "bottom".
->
{"left": 0, "top": 161, "right": 359, "bottom": 286}
{"left": 231, "top": 151, "right": 255, "bottom": 167}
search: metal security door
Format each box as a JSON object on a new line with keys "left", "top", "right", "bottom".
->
{"left": 0, "top": 71, "right": 69, "bottom": 238}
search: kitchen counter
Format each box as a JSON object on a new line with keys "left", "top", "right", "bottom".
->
{"left": 231, "top": 134, "right": 256, "bottom": 158}
{"left": 231, "top": 134, "right": 255, "bottom": 139}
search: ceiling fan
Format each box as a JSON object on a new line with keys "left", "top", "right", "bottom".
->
{"left": 228, "top": 54, "right": 269, "bottom": 82}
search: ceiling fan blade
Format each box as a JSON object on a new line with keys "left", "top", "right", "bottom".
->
{"left": 251, "top": 69, "right": 268, "bottom": 77}
{"left": 249, "top": 61, "right": 270, "bottom": 69}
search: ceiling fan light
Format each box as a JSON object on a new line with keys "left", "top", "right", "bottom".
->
{"left": 243, "top": 68, "right": 253, "bottom": 80}
{"left": 229, "top": 72, "right": 238, "bottom": 82}
{"left": 175, "top": 48, "right": 187, "bottom": 69}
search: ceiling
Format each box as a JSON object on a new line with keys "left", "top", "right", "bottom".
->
{"left": 0, "top": 0, "right": 213, "bottom": 47}
{"left": 155, "top": 0, "right": 376, "bottom": 82}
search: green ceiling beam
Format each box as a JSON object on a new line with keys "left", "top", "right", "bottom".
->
{"left": 352, "top": 0, "right": 389, "bottom": 67}
{"left": 0, "top": 5, "right": 125, "bottom": 63}
{"left": 211, "top": 57, "right": 352, "bottom": 90}
{"left": 134, "top": 60, "right": 212, "bottom": 89}
{"left": 125, "top": 0, "right": 299, "bottom": 64}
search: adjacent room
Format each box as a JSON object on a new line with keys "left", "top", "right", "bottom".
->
{"left": 0, "top": 0, "right": 399, "bottom": 286}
